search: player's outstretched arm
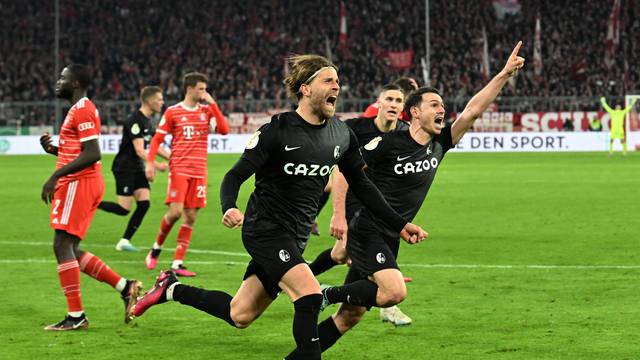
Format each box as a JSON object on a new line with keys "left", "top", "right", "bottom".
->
{"left": 600, "top": 97, "right": 614, "bottom": 113}
{"left": 219, "top": 158, "right": 257, "bottom": 228}
{"left": 451, "top": 41, "right": 525, "bottom": 145}
{"left": 329, "top": 168, "right": 349, "bottom": 240}
{"left": 623, "top": 99, "right": 638, "bottom": 114}
{"left": 41, "top": 139, "right": 101, "bottom": 204}
{"left": 39, "top": 132, "right": 58, "bottom": 156}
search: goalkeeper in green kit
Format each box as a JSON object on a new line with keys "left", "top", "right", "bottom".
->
{"left": 600, "top": 97, "right": 637, "bottom": 155}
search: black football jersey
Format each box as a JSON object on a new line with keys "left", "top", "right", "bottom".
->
{"left": 240, "top": 111, "right": 365, "bottom": 239}
{"left": 343, "top": 117, "right": 409, "bottom": 217}
{"left": 112, "top": 110, "right": 155, "bottom": 172}
{"left": 357, "top": 123, "right": 454, "bottom": 236}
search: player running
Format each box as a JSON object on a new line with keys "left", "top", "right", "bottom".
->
{"left": 307, "top": 83, "right": 413, "bottom": 325}
{"left": 98, "top": 86, "right": 169, "bottom": 251}
{"left": 40, "top": 64, "right": 142, "bottom": 330}
{"left": 130, "top": 55, "right": 426, "bottom": 360}
{"left": 312, "top": 42, "right": 525, "bottom": 355}
{"left": 144, "top": 72, "right": 229, "bottom": 277}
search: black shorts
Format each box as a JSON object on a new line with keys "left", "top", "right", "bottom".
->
{"left": 113, "top": 171, "right": 150, "bottom": 196}
{"left": 347, "top": 215, "right": 400, "bottom": 277}
{"left": 241, "top": 217, "right": 309, "bottom": 300}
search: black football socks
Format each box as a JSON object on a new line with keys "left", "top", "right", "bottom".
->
{"left": 172, "top": 284, "right": 236, "bottom": 327}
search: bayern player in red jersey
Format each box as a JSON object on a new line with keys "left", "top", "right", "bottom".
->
{"left": 144, "top": 72, "right": 230, "bottom": 277}
{"left": 362, "top": 77, "right": 419, "bottom": 121}
{"left": 40, "top": 64, "right": 142, "bottom": 331}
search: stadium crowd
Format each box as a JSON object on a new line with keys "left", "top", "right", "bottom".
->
{"left": 1, "top": 0, "right": 638, "bottom": 111}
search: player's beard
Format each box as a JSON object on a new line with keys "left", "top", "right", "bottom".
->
{"left": 55, "top": 87, "right": 73, "bottom": 100}
{"left": 310, "top": 92, "right": 336, "bottom": 121}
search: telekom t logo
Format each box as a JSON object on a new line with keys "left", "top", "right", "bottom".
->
{"left": 183, "top": 125, "right": 195, "bottom": 139}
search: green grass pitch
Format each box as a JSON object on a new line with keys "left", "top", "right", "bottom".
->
{"left": 1, "top": 152, "right": 638, "bottom": 359}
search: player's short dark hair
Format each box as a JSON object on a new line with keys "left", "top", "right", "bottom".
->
{"left": 404, "top": 87, "right": 441, "bottom": 120}
{"left": 66, "top": 64, "right": 91, "bottom": 90}
{"left": 183, "top": 72, "right": 208, "bottom": 92}
{"left": 378, "top": 83, "right": 404, "bottom": 97}
{"left": 140, "top": 86, "right": 162, "bottom": 103}
{"left": 394, "top": 77, "right": 419, "bottom": 96}
{"left": 283, "top": 54, "right": 338, "bottom": 101}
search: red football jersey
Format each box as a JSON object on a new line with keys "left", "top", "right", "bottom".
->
{"left": 56, "top": 97, "right": 102, "bottom": 183}
{"left": 157, "top": 102, "right": 225, "bottom": 178}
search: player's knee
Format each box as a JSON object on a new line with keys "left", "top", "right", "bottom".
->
{"left": 166, "top": 210, "right": 181, "bottom": 223}
{"left": 294, "top": 293, "right": 323, "bottom": 314}
{"left": 52, "top": 237, "right": 75, "bottom": 259}
{"left": 330, "top": 247, "right": 348, "bottom": 264}
{"left": 379, "top": 287, "right": 407, "bottom": 307}
{"left": 136, "top": 200, "right": 150, "bottom": 214}
{"left": 230, "top": 309, "right": 257, "bottom": 329}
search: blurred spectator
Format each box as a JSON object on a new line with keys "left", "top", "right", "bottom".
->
{"left": 0, "top": 0, "right": 637, "bottom": 122}
{"left": 589, "top": 117, "right": 602, "bottom": 131}
{"left": 562, "top": 118, "right": 574, "bottom": 132}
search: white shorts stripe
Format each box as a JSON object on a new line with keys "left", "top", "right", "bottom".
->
{"left": 61, "top": 180, "right": 78, "bottom": 225}
{"left": 80, "top": 134, "right": 99, "bottom": 142}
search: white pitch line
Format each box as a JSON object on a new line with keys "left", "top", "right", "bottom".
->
{"left": 0, "top": 258, "right": 638, "bottom": 269}
{"left": 1, "top": 241, "right": 638, "bottom": 270}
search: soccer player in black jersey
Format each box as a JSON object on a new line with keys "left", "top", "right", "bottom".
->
{"left": 131, "top": 55, "right": 426, "bottom": 360}
{"left": 307, "top": 83, "right": 413, "bottom": 325}
{"left": 314, "top": 42, "right": 526, "bottom": 354}
{"left": 98, "top": 86, "right": 169, "bottom": 251}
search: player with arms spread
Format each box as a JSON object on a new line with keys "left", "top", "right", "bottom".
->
{"left": 98, "top": 86, "right": 169, "bottom": 251}
{"left": 40, "top": 64, "right": 142, "bottom": 330}
{"left": 599, "top": 96, "right": 637, "bottom": 156}
{"left": 144, "top": 72, "right": 229, "bottom": 276}
{"left": 131, "top": 55, "right": 426, "bottom": 360}
{"left": 314, "top": 42, "right": 526, "bottom": 354}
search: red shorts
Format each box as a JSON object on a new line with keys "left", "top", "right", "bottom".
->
{"left": 166, "top": 173, "right": 207, "bottom": 208}
{"left": 50, "top": 176, "right": 104, "bottom": 239}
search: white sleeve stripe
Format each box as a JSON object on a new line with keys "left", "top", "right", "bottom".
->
{"left": 80, "top": 135, "right": 99, "bottom": 142}
{"left": 156, "top": 129, "right": 168, "bottom": 134}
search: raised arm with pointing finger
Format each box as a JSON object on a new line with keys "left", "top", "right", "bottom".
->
{"left": 451, "top": 41, "right": 526, "bottom": 144}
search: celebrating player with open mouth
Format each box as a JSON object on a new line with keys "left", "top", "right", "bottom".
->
{"left": 314, "top": 41, "right": 526, "bottom": 355}
{"left": 131, "top": 55, "right": 426, "bottom": 360}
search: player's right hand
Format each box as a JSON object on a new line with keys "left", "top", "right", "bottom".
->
{"left": 40, "top": 132, "right": 55, "bottom": 154}
{"left": 222, "top": 208, "right": 244, "bottom": 229}
{"left": 330, "top": 213, "right": 348, "bottom": 241}
{"left": 41, "top": 175, "right": 58, "bottom": 204}
{"left": 501, "top": 41, "right": 525, "bottom": 78}
{"left": 154, "top": 161, "right": 168, "bottom": 172}
{"left": 399, "top": 223, "right": 428, "bottom": 244}
{"left": 201, "top": 91, "right": 216, "bottom": 105}
{"left": 145, "top": 162, "right": 156, "bottom": 181}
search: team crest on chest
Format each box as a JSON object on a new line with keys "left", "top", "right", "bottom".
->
{"left": 200, "top": 113, "right": 206, "bottom": 121}
{"left": 334, "top": 146, "right": 341, "bottom": 159}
